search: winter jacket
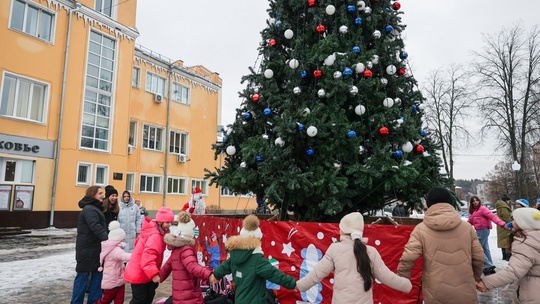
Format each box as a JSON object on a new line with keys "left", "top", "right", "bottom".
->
{"left": 398, "top": 203, "right": 485, "bottom": 304}
{"left": 159, "top": 234, "right": 213, "bottom": 304}
{"left": 483, "top": 230, "right": 540, "bottom": 303}
{"left": 495, "top": 199, "right": 513, "bottom": 249}
{"left": 103, "top": 198, "right": 119, "bottom": 229}
{"left": 123, "top": 218, "right": 168, "bottom": 284}
{"left": 468, "top": 205, "right": 506, "bottom": 231}
{"left": 99, "top": 240, "right": 132, "bottom": 289}
{"left": 296, "top": 235, "right": 411, "bottom": 304}
{"left": 392, "top": 204, "right": 410, "bottom": 217}
{"left": 75, "top": 196, "right": 108, "bottom": 272}
{"left": 213, "top": 236, "right": 296, "bottom": 304}
{"left": 118, "top": 197, "right": 141, "bottom": 253}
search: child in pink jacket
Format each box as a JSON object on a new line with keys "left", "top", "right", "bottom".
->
{"left": 96, "top": 221, "right": 132, "bottom": 304}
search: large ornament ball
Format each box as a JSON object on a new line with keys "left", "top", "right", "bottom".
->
{"left": 371, "top": 55, "right": 379, "bottom": 64}
{"left": 226, "top": 146, "right": 236, "bottom": 156}
{"left": 347, "top": 5, "right": 355, "bottom": 12}
{"left": 379, "top": 126, "right": 389, "bottom": 136}
{"left": 393, "top": 2, "right": 401, "bottom": 10}
{"left": 251, "top": 93, "right": 260, "bottom": 102}
{"left": 243, "top": 112, "right": 252, "bottom": 120}
{"left": 263, "top": 108, "right": 272, "bottom": 116}
{"left": 394, "top": 97, "right": 402, "bottom": 105}
{"left": 347, "top": 130, "right": 357, "bottom": 138}
{"left": 373, "top": 30, "right": 381, "bottom": 39}
{"left": 300, "top": 70, "right": 308, "bottom": 78}
{"left": 293, "top": 87, "right": 302, "bottom": 94}
{"left": 354, "top": 17, "right": 363, "bottom": 25}
{"left": 276, "top": 20, "right": 282, "bottom": 27}
{"left": 308, "top": 0, "right": 316, "bottom": 7}
{"left": 400, "top": 51, "right": 409, "bottom": 60}
{"left": 343, "top": 67, "right": 353, "bottom": 76}
{"left": 326, "top": 5, "right": 336, "bottom": 15}
{"left": 284, "top": 29, "right": 294, "bottom": 39}
{"left": 302, "top": 107, "right": 311, "bottom": 116}
{"left": 394, "top": 149, "right": 403, "bottom": 158}
{"left": 316, "top": 24, "right": 326, "bottom": 33}
{"left": 289, "top": 59, "right": 300, "bottom": 69}
{"left": 383, "top": 97, "right": 394, "bottom": 107}
{"left": 364, "top": 6, "right": 372, "bottom": 14}
{"left": 275, "top": 137, "right": 285, "bottom": 146}
{"left": 355, "top": 104, "right": 366, "bottom": 115}
{"left": 402, "top": 141, "right": 413, "bottom": 153}
{"left": 385, "top": 25, "right": 394, "bottom": 34}
{"left": 240, "top": 161, "right": 247, "bottom": 168}
{"left": 350, "top": 86, "right": 359, "bottom": 95}
{"left": 333, "top": 71, "right": 342, "bottom": 79}
{"left": 363, "top": 70, "right": 373, "bottom": 78}
{"left": 269, "top": 39, "right": 277, "bottom": 47}
{"left": 415, "top": 145, "right": 425, "bottom": 154}
{"left": 357, "top": 1, "right": 366, "bottom": 10}
{"left": 386, "top": 65, "right": 397, "bottom": 75}
{"left": 264, "top": 69, "right": 274, "bottom": 79}
{"left": 297, "top": 123, "right": 305, "bottom": 131}
{"left": 306, "top": 148, "right": 315, "bottom": 156}
{"left": 355, "top": 63, "right": 365, "bottom": 73}
{"left": 256, "top": 155, "right": 263, "bottom": 162}
{"left": 324, "top": 54, "right": 336, "bottom": 66}
{"left": 398, "top": 68, "right": 407, "bottom": 76}
{"left": 313, "top": 69, "right": 323, "bottom": 79}
{"left": 381, "top": 78, "right": 388, "bottom": 85}
{"left": 339, "top": 25, "right": 349, "bottom": 34}
{"left": 352, "top": 46, "right": 361, "bottom": 53}
{"left": 420, "top": 129, "right": 426, "bottom": 136}
{"left": 318, "top": 89, "right": 326, "bottom": 97}
{"left": 307, "top": 126, "right": 318, "bottom": 137}
{"left": 412, "top": 105, "right": 418, "bottom": 113}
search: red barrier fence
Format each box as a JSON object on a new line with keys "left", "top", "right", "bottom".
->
{"left": 192, "top": 215, "right": 423, "bottom": 304}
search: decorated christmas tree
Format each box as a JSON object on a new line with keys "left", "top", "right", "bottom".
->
{"left": 205, "top": 0, "right": 447, "bottom": 221}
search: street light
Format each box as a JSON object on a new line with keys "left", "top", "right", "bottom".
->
{"left": 512, "top": 160, "right": 521, "bottom": 198}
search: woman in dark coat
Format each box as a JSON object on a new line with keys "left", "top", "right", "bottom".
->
{"left": 70, "top": 185, "right": 108, "bottom": 304}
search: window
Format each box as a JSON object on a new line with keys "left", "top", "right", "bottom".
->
{"left": 80, "top": 31, "right": 116, "bottom": 151}
{"left": 191, "top": 179, "right": 208, "bottom": 195}
{"left": 126, "top": 172, "right": 135, "bottom": 192}
{"left": 167, "top": 177, "right": 187, "bottom": 195}
{"left": 145, "top": 72, "right": 166, "bottom": 96}
{"left": 95, "top": 164, "right": 109, "bottom": 185}
{"left": 172, "top": 82, "right": 190, "bottom": 105}
{"left": 10, "top": 0, "right": 55, "bottom": 42}
{"left": 140, "top": 174, "right": 161, "bottom": 193}
{"left": 129, "top": 120, "right": 137, "bottom": 147}
{"left": 221, "top": 187, "right": 253, "bottom": 197}
{"left": 95, "top": 0, "right": 115, "bottom": 18}
{"left": 169, "top": 131, "right": 188, "bottom": 155}
{"left": 132, "top": 67, "right": 140, "bottom": 88}
{"left": 0, "top": 158, "right": 35, "bottom": 184}
{"left": 1, "top": 73, "right": 48, "bottom": 123}
{"left": 77, "top": 163, "right": 92, "bottom": 185}
{"left": 142, "top": 124, "right": 163, "bottom": 151}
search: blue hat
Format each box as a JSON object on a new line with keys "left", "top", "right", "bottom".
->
{"left": 516, "top": 199, "right": 529, "bottom": 207}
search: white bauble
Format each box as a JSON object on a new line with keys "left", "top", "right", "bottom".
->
{"left": 386, "top": 65, "right": 397, "bottom": 75}
{"left": 364, "top": 6, "right": 372, "bottom": 14}
{"left": 284, "top": 29, "right": 294, "bottom": 39}
{"left": 307, "top": 126, "right": 318, "bottom": 137}
{"left": 371, "top": 55, "right": 379, "bottom": 64}
{"left": 293, "top": 87, "right": 301, "bottom": 94}
{"left": 380, "top": 78, "right": 388, "bottom": 85}
{"left": 373, "top": 30, "right": 381, "bottom": 39}
{"left": 366, "top": 61, "right": 373, "bottom": 69}
{"left": 357, "top": 1, "right": 366, "bottom": 10}
{"left": 326, "top": 5, "right": 336, "bottom": 15}
{"left": 262, "top": 134, "right": 269, "bottom": 140}
{"left": 339, "top": 25, "right": 348, "bottom": 34}
{"left": 350, "top": 86, "right": 359, "bottom": 95}
{"left": 355, "top": 104, "right": 366, "bottom": 115}
{"left": 253, "top": 87, "right": 259, "bottom": 93}
{"left": 394, "top": 97, "right": 401, "bottom": 105}
{"left": 355, "top": 62, "right": 365, "bottom": 73}
{"left": 324, "top": 54, "right": 336, "bottom": 66}
{"left": 333, "top": 71, "right": 342, "bottom": 79}
{"left": 289, "top": 59, "right": 299, "bottom": 69}
{"left": 402, "top": 142, "right": 413, "bottom": 153}
{"left": 275, "top": 137, "right": 285, "bottom": 147}
{"left": 240, "top": 161, "right": 247, "bottom": 168}
{"left": 302, "top": 107, "right": 311, "bottom": 116}
{"left": 317, "top": 89, "right": 326, "bottom": 98}
{"left": 264, "top": 69, "right": 274, "bottom": 79}
{"left": 383, "top": 97, "right": 394, "bottom": 108}
{"left": 226, "top": 146, "right": 236, "bottom": 156}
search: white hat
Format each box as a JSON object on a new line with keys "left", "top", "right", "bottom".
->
{"left": 513, "top": 208, "right": 540, "bottom": 230}
{"left": 339, "top": 212, "right": 365, "bottom": 240}
{"left": 240, "top": 215, "right": 263, "bottom": 239}
{"left": 176, "top": 212, "right": 195, "bottom": 238}
{"left": 108, "top": 221, "right": 126, "bottom": 241}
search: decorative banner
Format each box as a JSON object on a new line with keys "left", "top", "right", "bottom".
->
{"left": 193, "top": 216, "right": 423, "bottom": 304}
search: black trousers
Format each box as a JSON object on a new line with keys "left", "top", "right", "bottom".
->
{"left": 130, "top": 282, "right": 159, "bottom": 304}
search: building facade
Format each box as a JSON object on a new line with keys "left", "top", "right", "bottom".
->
{"left": 0, "top": 0, "right": 254, "bottom": 229}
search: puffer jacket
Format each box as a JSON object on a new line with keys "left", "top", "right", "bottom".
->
{"left": 123, "top": 218, "right": 168, "bottom": 284}
{"left": 483, "top": 230, "right": 540, "bottom": 303}
{"left": 296, "top": 235, "right": 411, "bottom": 304}
{"left": 159, "top": 234, "right": 213, "bottom": 304}
{"left": 213, "top": 236, "right": 296, "bottom": 304}
{"left": 398, "top": 203, "right": 484, "bottom": 304}
{"left": 75, "top": 196, "right": 108, "bottom": 272}
{"left": 118, "top": 197, "right": 141, "bottom": 253}
{"left": 99, "top": 240, "right": 132, "bottom": 289}
{"left": 495, "top": 199, "right": 513, "bottom": 248}
{"left": 468, "top": 205, "right": 506, "bottom": 230}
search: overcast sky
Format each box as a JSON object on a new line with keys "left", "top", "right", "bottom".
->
{"left": 134, "top": 0, "right": 540, "bottom": 180}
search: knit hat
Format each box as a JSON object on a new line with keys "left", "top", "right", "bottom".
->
{"left": 501, "top": 194, "right": 511, "bottom": 201}
{"left": 339, "top": 212, "right": 364, "bottom": 240}
{"left": 155, "top": 206, "right": 174, "bottom": 222}
{"left": 108, "top": 221, "right": 126, "bottom": 241}
{"left": 104, "top": 185, "right": 118, "bottom": 199}
{"left": 240, "top": 215, "right": 263, "bottom": 239}
{"left": 175, "top": 212, "right": 195, "bottom": 238}
{"left": 515, "top": 199, "right": 529, "bottom": 207}
{"left": 193, "top": 187, "right": 202, "bottom": 194}
{"left": 513, "top": 207, "right": 540, "bottom": 230}
{"left": 426, "top": 186, "right": 453, "bottom": 207}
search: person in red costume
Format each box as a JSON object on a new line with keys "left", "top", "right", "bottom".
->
{"left": 181, "top": 187, "right": 207, "bottom": 215}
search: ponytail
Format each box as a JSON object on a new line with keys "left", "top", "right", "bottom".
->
{"left": 353, "top": 238, "right": 373, "bottom": 291}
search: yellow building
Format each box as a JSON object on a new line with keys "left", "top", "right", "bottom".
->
{"left": 0, "top": 0, "right": 254, "bottom": 229}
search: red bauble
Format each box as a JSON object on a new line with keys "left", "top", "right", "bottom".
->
{"left": 415, "top": 145, "right": 425, "bottom": 154}
{"left": 393, "top": 2, "right": 401, "bottom": 10}
{"left": 363, "top": 70, "right": 373, "bottom": 78}
{"left": 316, "top": 24, "right": 326, "bottom": 33}
{"left": 398, "top": 68, "right": 406, "bottom": 76}
{"left": 251, "top": 94, "right": 260, "bottom": 102}
{"left": 379, "top": 126, "right": 389, "bottom": 136}
{"left": 269, "top": 39, "right": 277, "bottom": 47}
{"left": 308, "top": 0, "right": 316, "bottom": 7}
{"left": 313, "top": 69, "right": 323, "bottom": 79}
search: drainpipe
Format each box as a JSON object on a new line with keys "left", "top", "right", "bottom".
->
{"left": 162, "top": 64, "right": 173, "bottom": 206}
{"left": 49, "top": 2, "right": 81, "bottom": 227}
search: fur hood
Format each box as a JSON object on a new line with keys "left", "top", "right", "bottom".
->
{"left": 164, "top": 233, "right": 195, "bottom": 248}
{"left": 225, "top": 235, "right": 261, "bottom": 251}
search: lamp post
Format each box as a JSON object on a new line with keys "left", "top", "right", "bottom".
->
{"left": 512, "top": 160, "right": 521, "bottom": 198}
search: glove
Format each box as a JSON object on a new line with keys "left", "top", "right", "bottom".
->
{"left": 506, "top": 222, "right": 514, "bottom": 231}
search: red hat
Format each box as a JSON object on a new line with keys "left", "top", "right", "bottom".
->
{"left": 155, "top": 206, "right": 174, "bottom": 222}
{"left": 193, "top": 187, "right": 202, "bottom": 194}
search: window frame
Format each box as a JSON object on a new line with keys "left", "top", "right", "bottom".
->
{"left": 94, "top": 0, "right": 117, "bottom": 19}
{"left": 128, "top": 120, "right": 138, "bottom": 147}
{"left": 76, "top": 162, "right": 92, "bottom": 186}
{"left": 167, "top": 176, "right": 187, "bottom": 195}
{"left": 145, "top": 72, "right": 166, "bottom": 96}
{"left": 0, "top": 157, "right": 35, "bottom": 184}
{"left": 0, "top": 71, "right": 49, "bottom": 124}
{"left": 9, "top": 0, "right": 56, "bottom": 43}
{"left": 191, "top": 179, "right": 208, "bottom": 195}
{"left": 132, "top": 67, "right": 140, "bottom": 89}
{"left": 142, "top": 124, "right": 164, "bottom": 151}
{"left": 126, "top": 172, "right": 135, "bottom": 193}
{"left": 140, "top": 174, "right": 162, "bottom": 194}
{"left": 169, "top": 130, "right": 188, "bottom": 155}
{"left": 94, "top": 164, "right": 109, "bottom": 186}
{"left": 172, "top": 82, "right": 190, "bottom": 105}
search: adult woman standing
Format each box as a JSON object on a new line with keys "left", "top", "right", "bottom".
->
{"left": 70, "top": 185, "right": 109, "bottom": 304}
{"left": 118, "top": 190, "right": 141, "bottom": 253}
{"left": 102, "top": 185, "right": 119, "bottom": 229}
{"left": 468, "top": 196, "right": 509, "bottom": 276}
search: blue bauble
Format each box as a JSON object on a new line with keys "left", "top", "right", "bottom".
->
{"left": 412, "top": 105, "right": 418, "bottom": 113}
{"left": 306, "top": 148, "right": 315, "bottom": 156}
{"left": 300, "top": 70, "right": 308, "bottom": 78}
{"left": 347, "top": 130, "right": 357, "bottom": 138}
{"left": 347, "top": 5, "right": 355, "bottom": 12}
{"left": 352, "top": 46, "right": 361, "bottom": 54}
{"left": 385, "top": 25, "right": 394, "bottom": 34}
{"left": 222, "top": 135, "right": 228, "bottom": 142}
{"left": 354, "top": 17, "right": 363, "bottom": 25}
{"left": 276, "top": 20, "right": 282, "bottom": 28}
{"left": 263, "top": 108, "right": 272, "bottom": 116}
{"left": 420, "top": 129, "right": 426, "bottom": 137}
{"left": 297, "top": 123, "right": 304, "bottom": 131}
{"left": 394, "top": 150, "right": 403, "bottom": 159}
{"left": 243, "top": 112, "right": 252, "bottom": 120}
{"left": 343, "top": 67, "right": 353, "bottom": 76}
{"left": 400, "top": 51, "right": 409, "bottom": 60}
{"left": 255, "top": 155, "right": 263, "bottom": 162}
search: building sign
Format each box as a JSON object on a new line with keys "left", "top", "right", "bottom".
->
{"left": 0, "top": 134, "right": 55, "bottom": 159}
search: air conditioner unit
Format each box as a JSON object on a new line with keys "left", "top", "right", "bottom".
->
{"left": 177, "top": 154, "right": 187, "bottom": 163}
{"left": 153, "top": 93, "right": 163, "bottom": 103}
{"left": 127, "top": 146, "right": 133, "bottom": 155}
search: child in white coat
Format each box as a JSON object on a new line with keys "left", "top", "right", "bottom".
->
{"left": 96, "top": 221, "right": 132, "bottom": 304}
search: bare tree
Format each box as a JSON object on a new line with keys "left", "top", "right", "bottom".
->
{"left": 483, "top": 162, "right": 517, "bottom": 202}
{"left": 422, "top": 65, "right": 474, "bottom": 185}
{"left": 474, "top": 24, "right": 540, "bottom": 199}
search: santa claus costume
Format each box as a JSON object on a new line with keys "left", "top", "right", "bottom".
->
{"left": 182, "top": 187, "right": 207, "bottom": 215}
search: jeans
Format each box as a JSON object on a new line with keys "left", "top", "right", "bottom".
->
{"left": 476, "top": 228, "right": 493, "bottom": 269}
{"left": 70, "top": 271, "right": 103, "bottom": 304}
